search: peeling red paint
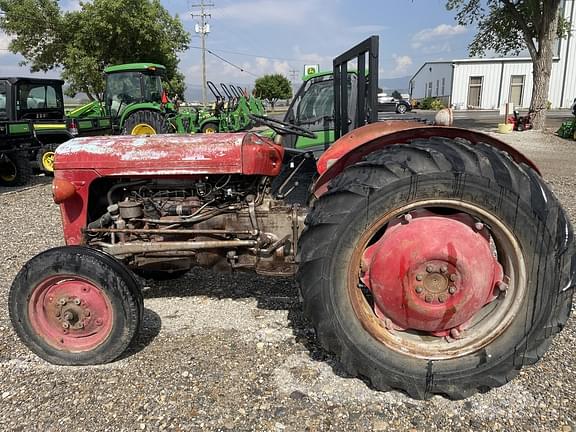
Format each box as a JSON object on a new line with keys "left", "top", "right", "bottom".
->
{"left": 55, "top": 132, "right": 283, "bottom": 177}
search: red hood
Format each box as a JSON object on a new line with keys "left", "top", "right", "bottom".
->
{"left": 55, "top": 132, "right": 284, "bottom": 177}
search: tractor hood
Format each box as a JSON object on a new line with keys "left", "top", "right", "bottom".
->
{"left": 55, "top": 132, "right": 284, "bottom": 177}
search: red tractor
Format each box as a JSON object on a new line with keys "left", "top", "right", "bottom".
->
{"left": 8, "top": 38, "right": 575, "bottom": 400}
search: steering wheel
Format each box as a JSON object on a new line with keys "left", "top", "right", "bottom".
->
{"left": 249, "top": 113, "right": 317, "bottom": 139}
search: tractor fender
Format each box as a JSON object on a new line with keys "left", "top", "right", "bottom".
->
{"left": 313, "top": 121, "right": 540, "bottom": 197}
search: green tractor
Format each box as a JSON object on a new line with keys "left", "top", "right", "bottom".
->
{"left": 69, "top": 63, "right": 254, "bottom": 135}
{"left": 0, "top": 77, "right": 109, "bottom": 174}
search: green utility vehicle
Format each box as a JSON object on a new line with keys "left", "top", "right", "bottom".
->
{"left": 0, "top": 77, "right": 110, "bottom": 174}
{"left": 0, "top": 121, "right": 37, "bottom": 187}
{"left": 69, "top": 63, "right": 255, "bottom": 135}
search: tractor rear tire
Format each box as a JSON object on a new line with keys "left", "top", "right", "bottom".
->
{"left": 0, "top": 152, "right": 32, "bottom": 187}
{"left": 201, "top": 122, "right": 219, "bottom": 134}
{"left": 297, "top": 137, "right": 574, "bottom": 399}
{"left": 9, "top": 246, "right": 143, "bottom": 365}
{"left": 123, "top": 110, "right": 168, "bottom": 135}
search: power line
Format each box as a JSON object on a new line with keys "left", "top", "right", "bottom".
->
{"left": 190, "top": 46, "right": 259, "bottom": 77}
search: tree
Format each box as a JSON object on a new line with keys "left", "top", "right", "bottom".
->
{"left": 254, "top": 74, "right": 292, "bottom": 110}
{"left": 0, "top": 0, "right": 190, "bottom": 101}
{"left": 392, "top": 90, "right": 402, "bottom": 99}
{"left": 446, "top": 1, "right": 569, "bottom": 129}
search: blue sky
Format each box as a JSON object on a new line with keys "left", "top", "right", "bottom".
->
{"left": 0, "top": 0, "right": 475, "bottom": 90}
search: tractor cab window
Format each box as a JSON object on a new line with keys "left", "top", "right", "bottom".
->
{"left": 290, "top": 77, "right": 334, "bottom": 132}
{"left": 0, "top": 82, "right": 7, "bottom": 120}
{"left": 16, "top": 83, "right": 63, "bottom": 120}
{"left": 142, "top": 74, "right": 163, "bottom": 103}
{"left": 106, "top": 72, "right": 144, "bottom": 116}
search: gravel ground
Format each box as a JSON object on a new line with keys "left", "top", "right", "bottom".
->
{"left": 1, "top": 131, "right": 575, "bottom": 431}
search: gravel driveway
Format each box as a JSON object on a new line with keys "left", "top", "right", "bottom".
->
{"left": 0, "top": 130, "right": 575, "bottom": 431}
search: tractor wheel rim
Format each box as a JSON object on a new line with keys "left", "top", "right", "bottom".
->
{"left": 131, "top": 124, "right": 157, "bottom": 135}
{"left": 204, "top": 127, "right": 216, "bottom": 134}
{"left": 348, "top": 199, "right": 526, "bottom": 360}
{"left": 42, "top": 151, "right": 55, "bottom": 172}
{"left": 28, "top": 275, "right": 114, "bottom": 352}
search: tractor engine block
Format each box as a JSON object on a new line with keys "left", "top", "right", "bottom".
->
{"left": 84, "top": 176, "right": 307, "bottom": 276}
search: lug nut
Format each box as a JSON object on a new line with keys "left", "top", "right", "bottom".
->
{"left": 426, "top": 265, "right": 435, "bottom": 273}
{"left": 415, "top": 286, "right": 423, "bottom": 293}
{"left": 85, "top": 310, "right": 91, "bottom": 317}
{"left": 440, "top": 265, "right": 448, "bottom": 274}
{"left": 73, "top": 298, "right": 81, "bottom": 305}
{"left": 438, "top": 294, "right": 447, "bottom": 303}
{"left": 416, "top": 274, "right": 423, "bottom": 281}
{"left": 55, "top": 311, "right": 61, "bottom": 318}
{"left": 403, "top": 213, "right": 413, "bottom": 223}
{"left": 450, "top": 274, "right": 458, "bottom": 282}
{"left": 62, "top": 322, "right": 70, "bottom": 329}
{"left": 425, "top": 294, "right": 434, "bottom": 303}
{"left": 474, "top": 222, "right": 484, "bottom": 231}
{"left": 448, "top": 286, "right": 457, "bottom": 294}
{"left": 77, "top": 323, "right": 84, "bottom": 329}
{"left": 58, "top": 298, "right": 67, "bottom": 306}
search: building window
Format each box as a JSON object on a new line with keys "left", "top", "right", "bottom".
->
{"left": 441, "top": 78, "right": 445, "bottom": 96}
{"left": 509, "top": 75, "right": 525, "bottom": 107}
{"left": 467, "top": 76, "right": 483, "bottom": 108}
{"left": 427, "top": 82, "right": 433, "bottom": 98}
{"left": 436, "top": 80, "right": 439, "bottom": 96}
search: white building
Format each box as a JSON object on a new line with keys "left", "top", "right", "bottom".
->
{"left": 410, "top": 0, "right": 576, "bottom": 109}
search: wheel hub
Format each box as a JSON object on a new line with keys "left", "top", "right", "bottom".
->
{"left": 28, "top": 276, "right": 113, "bottom": 351}
{"left": 361, "top": 210, "right": 503, "bottom": 336}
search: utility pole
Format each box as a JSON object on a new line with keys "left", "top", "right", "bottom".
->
{"left": 191, "top": 0, "right": 214, "bottom": 106}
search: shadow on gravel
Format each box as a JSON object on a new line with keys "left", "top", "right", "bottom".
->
{"left": 140, "top": 266, "right": 356, "bottom": 382}
{"left": 0, "top": 175, "right": 52, "bottom": 196}
{"left": 119, "top": 308, "right": 162, "bottom": 361}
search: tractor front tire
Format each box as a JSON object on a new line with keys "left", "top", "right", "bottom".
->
{"left": 9, "top": 246, "right": 143, "bottom": 365}
{"left": 123, "top": 110, "right": 168, "bottom": 135}
{"left": 297, "top": 137, "right": 574, "bottom": 399}
{"left": 0, "top": 152, "right": 32, "bottom": 187}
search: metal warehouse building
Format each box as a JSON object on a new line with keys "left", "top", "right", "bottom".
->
{"left": 410, "top": 0, "right": 576, "bottom": 110}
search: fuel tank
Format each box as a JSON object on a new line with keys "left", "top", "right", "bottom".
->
{"left": 55, "top": 132, "right": 284, "bottom": 177}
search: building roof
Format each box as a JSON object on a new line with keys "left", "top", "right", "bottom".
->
{"left": 410, "top": 56, "right": 559, "bottom": 82}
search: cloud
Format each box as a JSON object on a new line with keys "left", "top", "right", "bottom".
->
{"left": 392, "top": 54, "right": 413, "bottom": 75}
{"left": 411, "top": 24, "right": 467, "bottom": 49}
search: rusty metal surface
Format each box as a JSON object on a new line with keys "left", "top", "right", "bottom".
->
{"left": 100, "top": 240, "right": 258, "bottom": 256}
{"left": 314, "top": 122, "right": 541, "bottom": 197}
{"left": 348, "top": 199, "right": 527, "bottom": 360}
{"left": 361, "top": 210, "right": 503, "bottom": 336}
{"left": 55, "top": 132, "right": 284, "bottom": 177}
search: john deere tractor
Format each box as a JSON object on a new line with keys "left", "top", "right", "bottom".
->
{"left": 69, "top": 63, "right": 254, "bottom": 135}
